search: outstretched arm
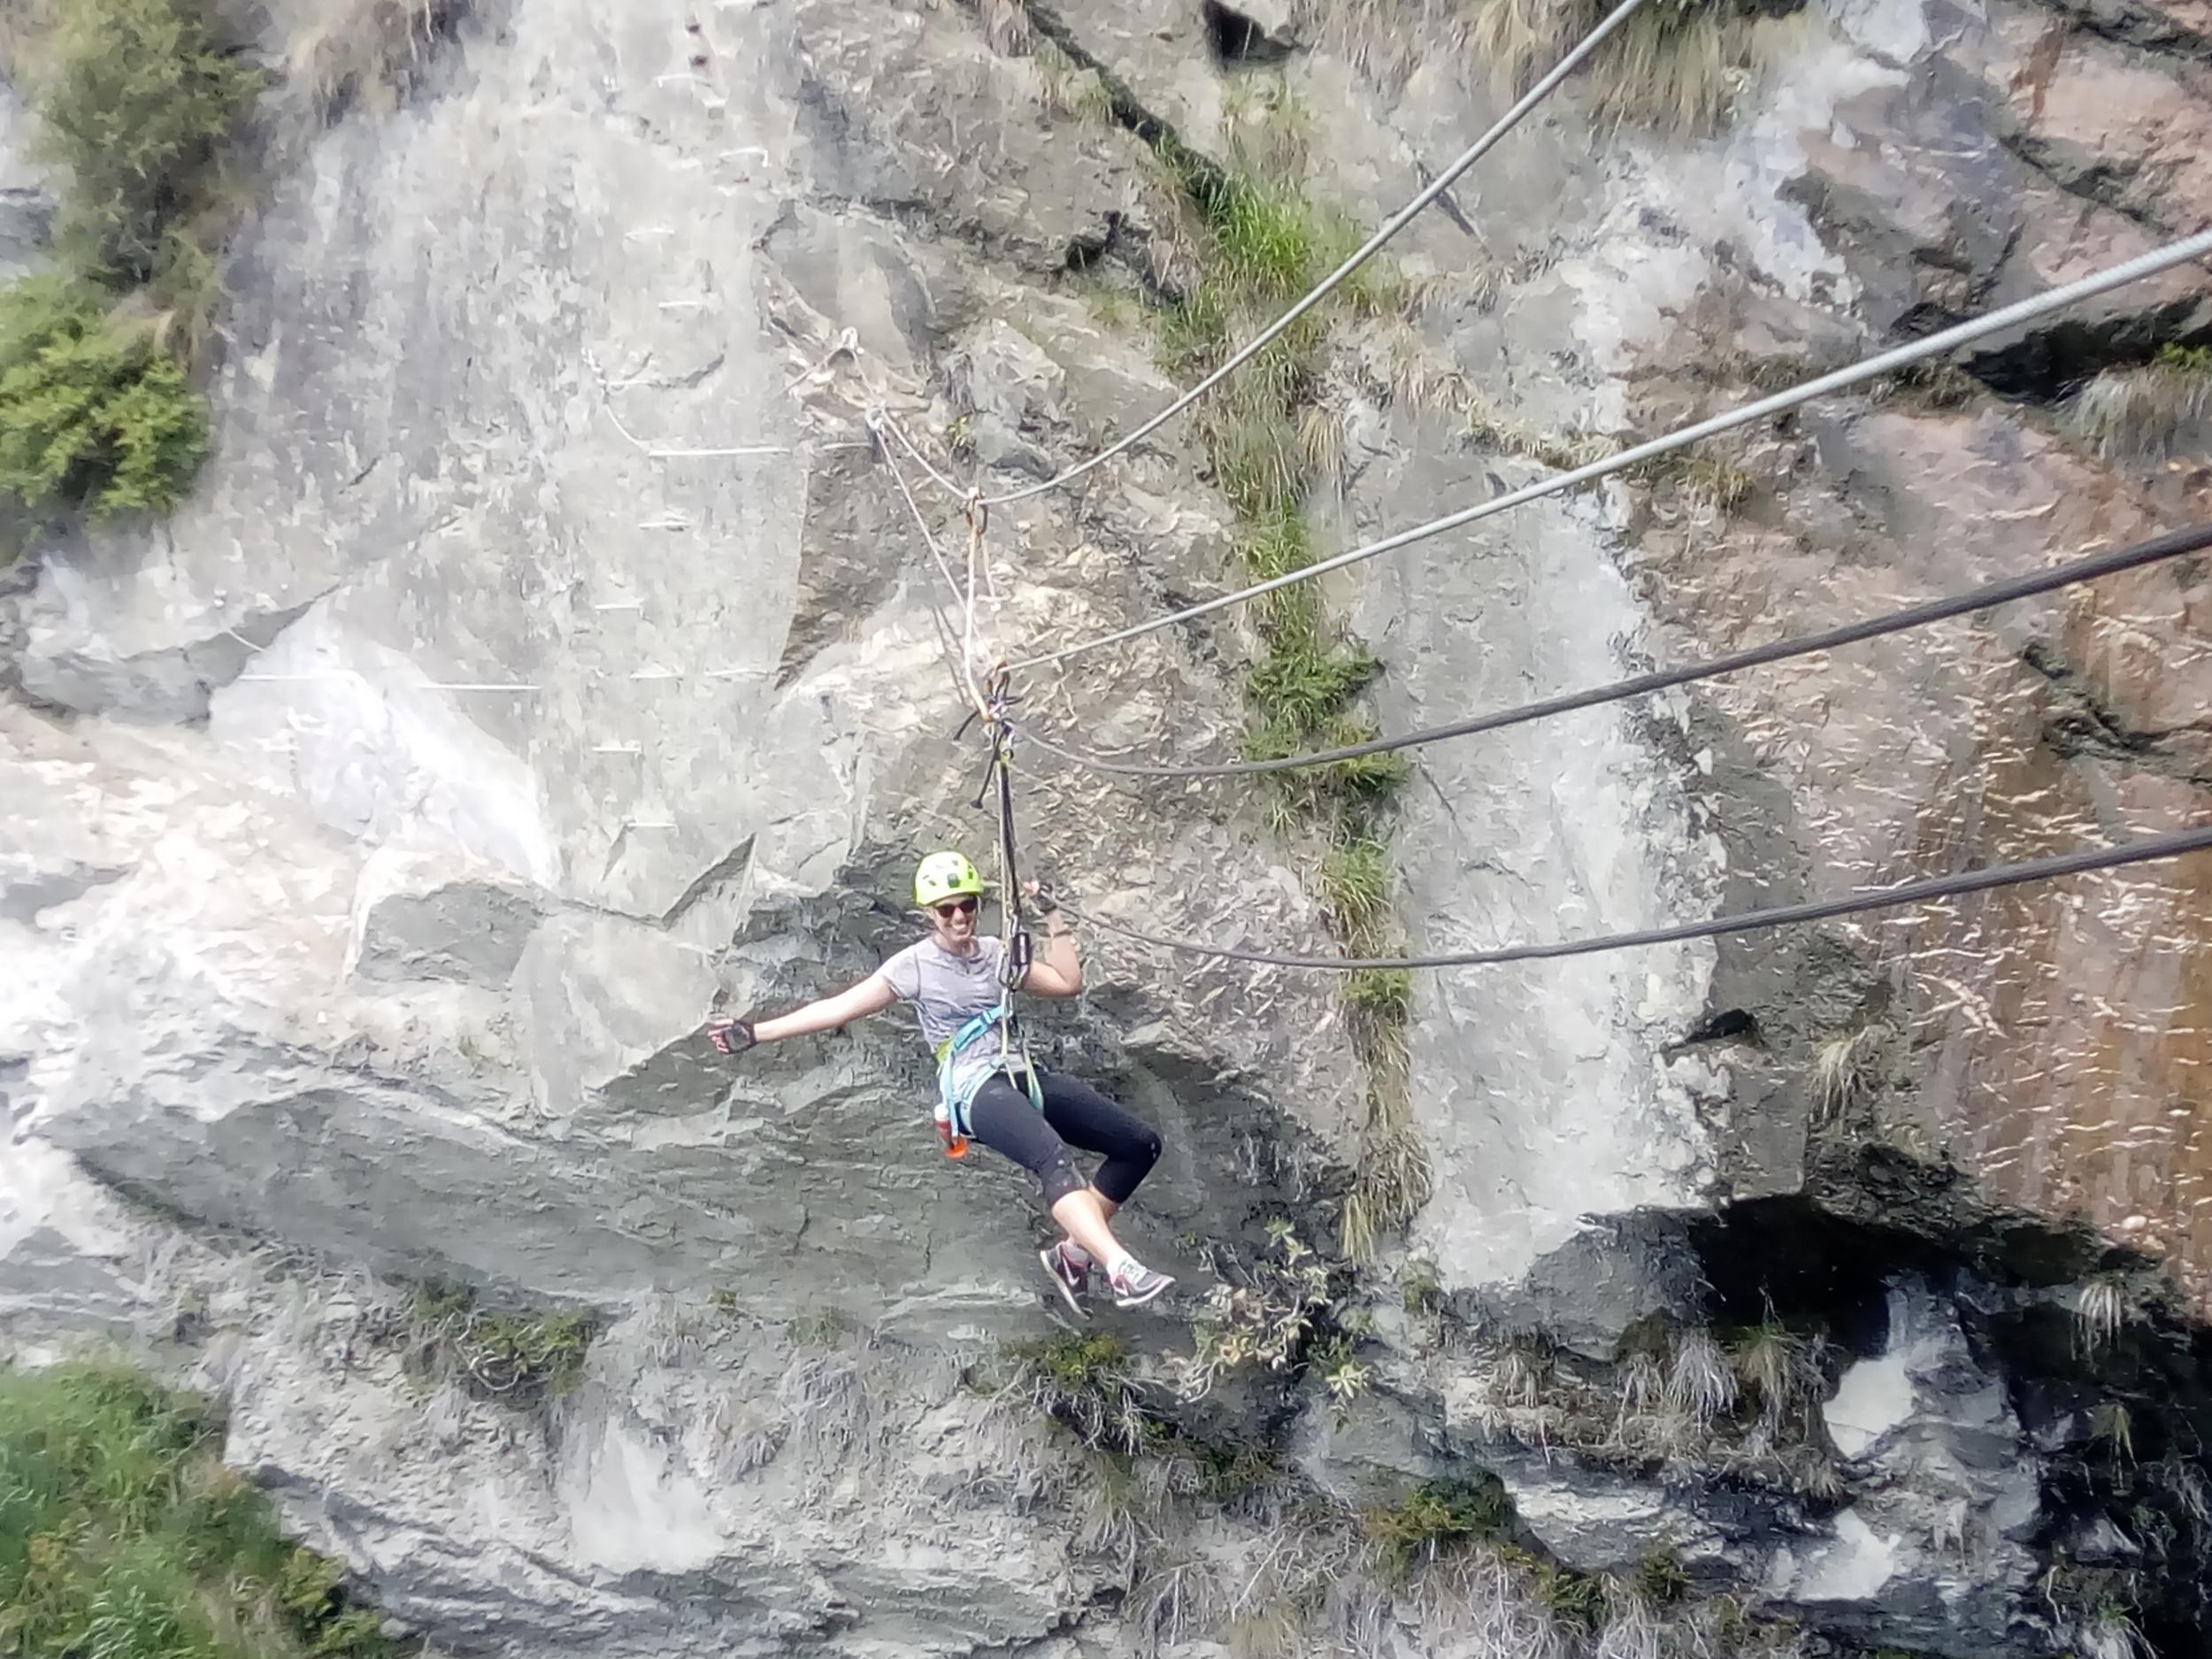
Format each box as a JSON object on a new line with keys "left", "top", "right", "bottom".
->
{"left": 1020, "top": 883, "right": 1082, "bottom": 998}
{"left": 710, "top": 973, "right": 896, "bottom": 1053}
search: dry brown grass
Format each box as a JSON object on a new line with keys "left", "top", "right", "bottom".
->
{"left": 0, "top": 0, "right": 62, "bottom": 77}
{"left": 1329, "top": 0, "right": 1796, "bottom": 137}
{"left": 2067, "top": 347, "right": 2212, "bottom": 465}
{"left": 275, "top": 0, "right": 459, "bottom": 121}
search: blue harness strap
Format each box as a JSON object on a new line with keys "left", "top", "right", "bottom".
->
{"left": 935, "top": 1003, "right": 1044, "bottom": 1139}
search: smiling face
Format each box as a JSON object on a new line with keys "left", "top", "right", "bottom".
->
{"left": 929, "top": 892, "right": 980, "bottom": 950}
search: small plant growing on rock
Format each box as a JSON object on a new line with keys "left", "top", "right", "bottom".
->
{"left": 1664, "top": 1329, "right": 1737, "bottom": 1427}
{"left": 463, "top": 1310, "right": 596, "bottom": 1397}
{"left": 35, "top": 0, "right": 264, "bottom": 286}
{"left": 1400, "top": 1257, "right": 1443, "bottom": 1317}
{"left": 2065, "top": 341, "right": 2212, "bottom": 465}
{"left": 1729, "top": 1322, "right": 1820, "bottom": 1435}
{"left": 1632, "top": 1546, "right": 1689, "bottom": 1606}
{"left": 1171, "top": 1221, "right": 1343, "bottom": 1402}
{"left": 787, "top": 1309, "right": 849, "bottom": 1348}
{"left": 2071, "top": 1602, "right": 2155, "bottom": 1659}
{"left": 2090, "top": 1400, "right": 2137, "bottom": 1472}
{"left": 1362, "top": 1474, "right": 1512, "bottom": 1575}
{"left": 401, "top": 1280, "right": 598, "bottom": 1402}
{"left": 2074, "top": 1273, "right": 2129, "bottom": 1357}
{"left": 1001, "top": 1330, "right": 1154, "bottom": 1453}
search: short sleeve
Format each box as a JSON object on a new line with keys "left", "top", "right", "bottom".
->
{"left": 879, "top": 944, "right": 921, "bottom": 1002}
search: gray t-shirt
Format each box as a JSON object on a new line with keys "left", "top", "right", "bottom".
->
{"left": 878, "top": 936, "right": 1012, "bottom": 1101}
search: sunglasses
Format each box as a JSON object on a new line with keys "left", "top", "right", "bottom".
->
{"left": 933, "top": 896, "right": 979, "bottom": 918}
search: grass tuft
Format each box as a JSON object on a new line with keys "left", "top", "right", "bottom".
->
{"left": 401, "top": 1280, "right": 597, "bottom": 1402}
{"left": 1363, "top": 1475, "right": 1513, "bottom": 1575}
{"left": 2074, "top": 1274, "right": 2128, "bottom": 1358}
{"left": 1812, "top": 1023, "right": 1886, "bottom": 1121}
{"left": 1320, "top": 833, "right": 1394, "bottom": 939}
{"left": 283, "top": 0, "right": 462, "bottom": 124}
{"left": 1465, "top": 0, "right": 1784, "bottom": 138}
{"left": 1664, "top": 1330, "right": 1737, "bottom": 1426}
{"left": 1000, "top": 1331, "right": 1155, "bottom": 1453}
{"left": 2066, "top": 342, "right": 2212, "bottom": 465}
{"left": 1728, "top": 1322, "right": 1820, "bottom": 1435}
{"left": 0, "top": 1362, "right": 399, "bottom": 1659}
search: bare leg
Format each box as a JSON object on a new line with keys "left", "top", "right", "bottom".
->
{"left": 1050, "top": 1188, "right": 1128, "bottom": 1269}
{"left": 1059, "top": 1189, "right": 1118, "bottom": 1261}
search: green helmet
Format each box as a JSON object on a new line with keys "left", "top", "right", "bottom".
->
{"left": 913, "top": 850, "right": 986, "bottom": 909}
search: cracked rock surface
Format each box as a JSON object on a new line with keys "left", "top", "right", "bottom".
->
{"left": 5, "top": 0, "right": 2212, "bottom": 1655}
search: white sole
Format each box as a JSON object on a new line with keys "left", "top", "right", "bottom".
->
{"left": 1111, "top": 1274, "right": 1174, "bottom": 1310}
{"left": 1039, "top": 1248, "right": 1089, "bottom": 1317}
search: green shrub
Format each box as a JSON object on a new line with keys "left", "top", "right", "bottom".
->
{"left": 1001, "top": 1331, "right": 1156, "bottom": 1452}
{"left": 400, "top": 1281, "right": 597, "bottom": 1402}
{"left": 0, "top": 1362, "right": 398, "bottom": 1659}
{"left": 35, "top": 0, "right": 262, "bottom": 285}
{"left": 0, "top": 276, "right": 209, "bottom": 516}
{"left": 463, "top": 1311, "right": 596, "bottom": 1398}
{"left": 1633, "top": 1545, "right": 1690, "bottom": 1605}
{"left": 1363, "top": 1474, "right": 1513, "bottom": 1574}
{"left": 1343, "top": 966, "right": 1412, "bottom": 1018}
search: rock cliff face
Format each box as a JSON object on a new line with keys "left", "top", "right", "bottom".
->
{"left": 4, "top": 0, "right": 2211, "bottom": 1655}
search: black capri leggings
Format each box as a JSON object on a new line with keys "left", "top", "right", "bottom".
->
{"left": 964, "top": 1071, "right": 1164, "bottom": 1208}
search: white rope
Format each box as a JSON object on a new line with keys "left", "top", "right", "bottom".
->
{"left": 1012, "top": 227, "right": 2212, "bottom": 672}
{"left": 234, "top": 673, "right": 540, "bottom": 692}
{"left": 964, "top": 0, "right": 1661, "bottom": 510}
{"left": 872, "top": 409, "right": 995, "bottom": 715}
{"left": 872, "top": 411, "right": 972, "bottom": 611}
{"left": 874, "top": 405, "right": 972, "bottom": 499}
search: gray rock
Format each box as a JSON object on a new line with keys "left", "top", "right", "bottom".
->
{"left": 1777, "top": 1278, "right": 2043, "bottom": 1656}
{"left": 5, "top": 0, "right": 2211, "bottom": 1654}
{"left": 348, "top": 842, "right": 547, "bottom": 986}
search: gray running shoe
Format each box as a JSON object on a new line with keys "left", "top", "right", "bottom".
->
{"left": 1040, "top": 1240, "right": 1091, "bottom": 1316}
{"left": 1107, "top": 1258, "right": 1175, "bottom": 1309}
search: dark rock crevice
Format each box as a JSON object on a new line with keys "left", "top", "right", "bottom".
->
{"left": 1200, "top": 1, "right": 1297, "bottom": 67}
{"left": 2021, "top": 0, "right": 2212, "bottom": 64}
{"left": 1004, "top": 2, "right": 1237, "bottom": 204}
{"left": 1689, "top": 1176, "right": 2212, "bottom": 1658}
{"left": 1956, "top": 297, "right": 2212, "bottom": 403}
{"left": 2022, "top": 638, "right": 2212, "bottom": 789}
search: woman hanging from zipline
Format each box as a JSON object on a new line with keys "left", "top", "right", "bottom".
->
{"left": 703, "top": 850, "right": 1174, "bottom": 1311}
